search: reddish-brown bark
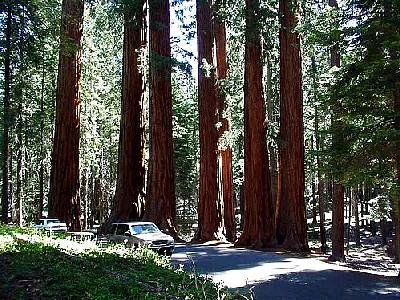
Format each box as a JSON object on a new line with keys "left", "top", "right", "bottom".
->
{"left": 214, "top": 13, "right": 236, "bottom": 242}
{"left": 194, "top": 0, "right": 223, "bottom": 242}
{"left": 235, "top": 0, "right": 276, "bottom": 249}
{"left": 49, "top": 0, "right": 84, "bottom": 231}
{"left": 276, "top": 0, "right": 308, "bottom": 251}
{"left": 145, "top": 0, "right": 178, "bottom": 238}
{"left": 331, "top": 183, "right": 345, "bottom": 260}
{"left": 106, "top": 1, "right": 146, "bottom": 228}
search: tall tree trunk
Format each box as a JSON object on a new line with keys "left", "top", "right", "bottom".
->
{"left": 16, "top": 101, "right": 23, "bottom": 226}
{"left": 312, "top": 56, "right": 328, "bottom": 253}
{"left": 104, "top": 1, "right": 146, "bottom": 231}
{"left": 49, "top": 0, "right": 84, "bottom": 231}
{"left": 236, "top": 0, "right": 276, "bottom": 249}
{"left": 15, "top": 6, "right": 25, "bottom": 226}
{"left": 266, "top": 55, "right": 278, "bottom": 209}
{"left": 214, "top": 8, "right": 235, "bottom": 242}
{"left": 1, "top": 0, "right": 12, "bottom": 224}
{"left": 276, "top": 0, "right": 308, "bottom": 251}
{"left": 311, "top": 135, "right": 317, "bottom": 225}
{"left": 329, "top": 0, "right": 345, "bottom": 261}
{"left": 38, "top": 60, "right": 45, "bottom": 221}
{"left": 393, "top": 68, "right": 400, "bottom": 263}
{"left": 145, "top": 0, "right": 178, "bottom": 238}
{"left": 193, "top": 0, "right": 223, "bottom": 242}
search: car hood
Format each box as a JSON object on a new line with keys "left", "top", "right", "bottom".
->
{"left": 134, "top": 232, "right": 174, "bottom": 242}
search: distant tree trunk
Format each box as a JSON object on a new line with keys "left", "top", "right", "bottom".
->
{"left": 354, "top": 185, "right": 361, "bottom": 246}
{"left": 16, "top": 101, "right": 23, "bottom": 226}
{"left": 236, "top": 0, "right": 276, "bottom": 249}
{"left": 393, "top": 72, "right": 400, "bottom": 262}
{"left": 49, "top": 0, "right": 84, "bottom": 231}
{"left": 311, "top": 135, "right": 317, "bottom": 225}
{"left": 266, "top": 55, "right": 278, "bottom": 209}
{"left": 15, "top": 7, "right": 26, "bottom": 226}
{"left": 276, "top": 0, "right": 308, "bottom": 251}
{"left": 193, "top": 0, "right": 223, "bottom": 242}
{"left": 1, "top": 1, "right": 12, "bottom": 224}
{"left": 312, "top": 56, "right": 328, "bottom": 253}
{"left": 145, "top": 0, "right": 178, "bottom": 238}
{"left": 38, "top": 60, "right": 46, "bottom": 221}
{"left": 104, "top": 1, "right": 146, "bottom": 231}
{"left": 328, "top": 0, "right": 345, "bottom": 261}
{"left": 214, "top": 8, "right": 235, "bottom": 242}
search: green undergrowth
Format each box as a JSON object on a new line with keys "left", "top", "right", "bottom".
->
{"left": 0, "top": 224, "right": 244, "bottom": 300}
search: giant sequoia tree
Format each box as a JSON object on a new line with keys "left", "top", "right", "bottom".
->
{"left": 276, "top": 0, "right": 308, "bottom": 251}
{"left": 194, "top": 0, "right": 223, "bottom": 242}
{"left": 107, "top": 0, "right": 146, "bottom": 226}
{"left": 145, "top": 0, "right": 178, "bottom": 237}
{"left": 236, "top": 0, "right": 276, "bottom": 249}
{"left": 49, "top": 0, "right": 84, "bottom": 231}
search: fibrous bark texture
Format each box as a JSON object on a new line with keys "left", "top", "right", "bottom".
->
{"left": 194, "top": 0, "right": 223, "bottom": 242}
{"left": 49, "top": 0, "right": 84, "bottom": 231}
{"left": 331, "top": 183, "right": 345, "bottom": 261}
{"left": 49, "top": 0, "right": 83, "bottom": 230}
{"left": 236, "top": 0, "right": 276, "bottom": 249}
{"left": 276, "top": 0, "right": 309, "bottom": 252}
{"left": 106, "top": 1, "right": 146, "bottom": 229}
{"left": 145, "top": 0, "right": 178, "bottom": 238}
{"left": 214, "top": 12, "right": 235, "bottom": 242}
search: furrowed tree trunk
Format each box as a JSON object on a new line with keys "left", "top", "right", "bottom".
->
{"left": 1, "top": 1, "right": 12, "bottom": 224}
{"left": 145, "top": 0, "right": 178, "bottom": 238}
{"left": 331, "top": 183, "right": 345, "bottom": 260}
{"left": 276, "top": 0, "right": 308, "bottom": 251}
{"left": 214, "top": 9, "right": 235, "bottom": 242}
{"left": 193, "top": 0, "right": 223, "bottom": 242}
{"left": 104, "top": 1, "right": 146, "bottom": 232}
{"left": 49, "top": 0, "right": 84, "bottom": 231}
{"left": 236, "top": 0, "right": 276, "bottom": 249}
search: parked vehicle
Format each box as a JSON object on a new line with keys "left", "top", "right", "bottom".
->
{"left": 33, "top": 218, "right": 68, "bottom": 232}
{"left": 107, "top": 222, "right": 175, "bottom": 255}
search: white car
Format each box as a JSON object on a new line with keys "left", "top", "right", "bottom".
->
{"left": 108, "top": 222, "right": 175, "bottom": 255}
{"left": 33, "top": 218, "right": 68, "bottom": 232}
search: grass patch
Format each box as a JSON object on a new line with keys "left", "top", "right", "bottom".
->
{"left": 0, "top": 224, "right": 243, "bottom": 299}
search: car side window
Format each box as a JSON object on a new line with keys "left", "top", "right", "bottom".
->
{"left": 116, "top": 224, "right": 129, "bottom": 235}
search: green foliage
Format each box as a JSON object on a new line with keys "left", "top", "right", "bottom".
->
{"left": 0, "top": 224, "right": 240, "bottom": 299}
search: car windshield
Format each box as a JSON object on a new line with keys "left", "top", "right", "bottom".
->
{"left": 131, "top": 224, "right": 159, "bottom": 234}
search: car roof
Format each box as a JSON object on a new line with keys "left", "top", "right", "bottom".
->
{"left": 112, "top": 221, "right": 156, "bottom": 226}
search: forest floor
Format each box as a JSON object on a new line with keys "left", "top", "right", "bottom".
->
{"left": 172, "top": 240, "right": 400, "bottom": 299}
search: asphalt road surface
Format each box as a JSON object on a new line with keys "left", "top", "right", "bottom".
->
{"left": 171, "top": 243, "right": 400, "bottom": 299}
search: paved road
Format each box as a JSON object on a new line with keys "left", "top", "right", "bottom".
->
{"left": 171, "top": 243, "right": 400, "bottom": 299}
